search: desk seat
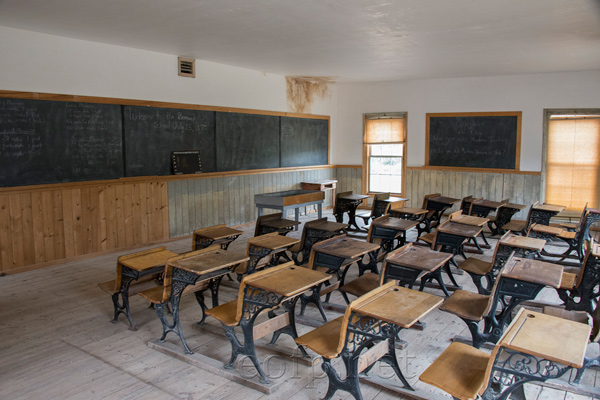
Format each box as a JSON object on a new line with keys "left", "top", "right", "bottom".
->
{"left": 338, "top": 273, "right": 379, "bottom": 298}
{"left": 419, "top": 342, "right": 491, "bottom": 400}
{"left": 295, "top": 316, "right": 345, "bottom": 359}
{"left": 439, "top": 290, "right": 490, "bottom": 321}
{"left": 205, "top": 299, "right": 238, "bottom": 326}
{"left": 458, "top": 258, "right": 491, "bottom": 276}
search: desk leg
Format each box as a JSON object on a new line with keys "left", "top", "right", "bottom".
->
{"left": 155, "top": 269, "right": 198, "bottom": 354}
{"left": 318, "top": 203, "right": 322, "bottom": 219}
{"left": 257, "top": 207, "right": 263, "bottom": 217}
{"left": 112, "top": 266, "right": 140, "bottom": 331}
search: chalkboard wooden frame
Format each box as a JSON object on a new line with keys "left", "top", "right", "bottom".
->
{"left": 425, "top": 111, "right": 522, "bottom": 172}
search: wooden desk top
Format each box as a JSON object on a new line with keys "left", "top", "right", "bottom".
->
{"left": 247, "top": 234, "right": 299, "bottom": 250}
{"left": 391, "top": 207, "right": 427, "bottom": 216}
{"left": 451, "top": 214, "right": 489, "bottom": 227}
{"left": 438, "top": 221, "right": 483, "bottom": 238}
{"left": 503, "top": 202, "right": 527, "bottom": 211}
{"left": 311, "top": 220, "right": 349, "bottom": 232}
{"left": 194, "top": 226, "right": 244, "bottom": 240}
{"left": 428, "top": 195, "right": 460, "bottom": 205}
{"left": 245, "top": 265, "right": 330, "bottom": 297}
{"left": 313, "top": 236, "right": 380, "bottom": 259}
{"left": 119, "top": 248, "right": 178, "bottom": 271}
{"left": 170, "top": 249, "right": 249, "bottom": 276}
{"left": 338, "top": 194, "right": 370, "bottom": 201}
{"left": 301, "top": 180, "right": 337, "bottom": 191}
{"left": 500, "top": 309, "right": 590, "bottom": 368}
{"left": 372, "top": 216, "right": 418, "bottom": 231}
{"left": 501, "top": 257, "right": 563, "bottom": 288}
{"left": 499, "top": 235, "right": 546, "bottom": 252}
{"left": 354, "top": 285, "right": 443, "bottom": 328}
{"left": 385, "top": 244, "right": 453, "bottom": 273}
{"left": 473, "top": 199, "right": 504, "bottom": 210}
{"left": 260, "top": 218, "right": 301, "bottom": 229}
{"left": 382, "top": 196, "right": 408, "bottom": 203}
{"left": 533, "top": 203, "right": 565, "bottom": 213}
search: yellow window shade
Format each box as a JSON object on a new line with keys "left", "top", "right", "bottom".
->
{"left": 546, "top": 118, "right": 600, "bottom": 211}
{"left": 365, "top": 118, "right": 405, "bottom": 143}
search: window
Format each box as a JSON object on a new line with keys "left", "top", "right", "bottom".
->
{"left": 363, "top": 113, "right": 406, "bottom": 195}
{"left": 544, "top": 110, "right": 600, "bottom": 212}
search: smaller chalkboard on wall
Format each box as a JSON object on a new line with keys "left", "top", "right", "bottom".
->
{"left": 426, "top": 112, "right": 521, "bottom": 171}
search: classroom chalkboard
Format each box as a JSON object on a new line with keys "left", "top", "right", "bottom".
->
{"left": 0, "top": 98, "right": 123, "bottom": 187}
{"left": 215, "top": 112, "right": 280, "bottom": 171}
{"left": 0, "top": 92, "right": 330, "bottom": 187}
{"left": 280, "top": 117, "right": 328, "bottom": 167}
{"left": 123, "top": 106, "right": 216, "bottom": 176}
{"left": 427, "top": 112, "right": 521, "bottom": 170}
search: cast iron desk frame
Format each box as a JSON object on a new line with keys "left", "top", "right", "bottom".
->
{"left": 488, "top": 203, "right": 527, "bottom": 236}
{"left": 238, "top": 234, "right": 300, "bottom": 281}
{"left": 383, "top": 244, "right": 454, "bottom": 297}
{"left": 293, "top": 220, "right": 348, "bottom": 265}
{"left": 481, "top": 309, "right": 590, "bottom": 400}
{"left": 193, "top": 227, "right": 244, "bottom": 250}
{"left": 153, "top": 250, "right": 249, "bottom": 354}
{"left": 300, "top": 236, "right": 380, "bottom": 318}
{"left": 113, "top": 248, "right": 177, "bottom": 331}
{"left": 334, "top": 194, "right": 370, "bottom": 231}
{"left": 223, "top": 266, "right": 330, "bottom": 384}
{"left": 463, "top": 257, "right": 563, "bottom": 349}
{"left": 320, "top": 285, "right": 443, "bottom": 400}
{"left": 417, "top": 195, "right": 460, "bottom": 236}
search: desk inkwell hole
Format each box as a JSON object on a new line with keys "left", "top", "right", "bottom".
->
{"left": 527, "top": 314, "right": 535, "bottom": 318}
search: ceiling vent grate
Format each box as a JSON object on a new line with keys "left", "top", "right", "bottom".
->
{"left": 178, "top": 57, "right": 195, "bottom": 78}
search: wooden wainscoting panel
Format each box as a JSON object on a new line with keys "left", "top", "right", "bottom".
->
{"left": 0, "top": 180, "right": 170, "bottom": 274}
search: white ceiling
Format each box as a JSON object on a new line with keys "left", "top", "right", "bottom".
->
{"left": 1, "top": 0, "right": 599, "bottom": 82}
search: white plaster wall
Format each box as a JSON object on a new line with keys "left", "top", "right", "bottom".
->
{"left": 0, "top": 25, "right": 337, "bottom": 122}
{"left": 334, "top": 71, "right": 600, "bottom": 171}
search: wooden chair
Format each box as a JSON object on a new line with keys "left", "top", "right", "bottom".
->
{"left": 416, "top": 193, "right": 442, "bottom": 236}
{"left": 420, "top": 341, "right": 498, "bottom": 400}
{"left": 485, "top": 198, "right": 510, "bottom": 235}
{"left": 459, "top": 195, "right": 482, "bottom": 215}
{"left": 355, "top": 192, "right": 390, "bottom": 226}
{"left": 501, "top": 201, "right": 539, "bottom": 235}
{"left": 438, "top": 264, "right": 507, "bottom": 349}
{"left": 288, "top": 217, "right": 329, "bottom": 265}
{"left": 529, "top": 203, "right": 589, "bottom": 262}
{"left": 457, "top": 231, "right": 512, "bottom": 295}
{"left": 296, "top": 282, "right": 412, "bottom": 400}
{"left": 555, "top": 239, "right": 600, "bottom": 314}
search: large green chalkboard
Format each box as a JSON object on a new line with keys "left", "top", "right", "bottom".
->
{"left": 426, "top": 112, "right": 521, "bottom": 170}
{"left": 280, "top": 117, "right": 328, "bottom": 167}
{"left": 123, "top": 106, "right": 216, "bottom": 176}
{"left": 215, "top": 112, "right": 280, "bottom": 171}
{"left": 0, "top": 98, "right": 123, "bottom": 187}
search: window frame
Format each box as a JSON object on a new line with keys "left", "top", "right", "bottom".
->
{"left": 362, "top": 112, "right": 407, "bottom": 197}
{"left": 542, "top": 108, "right": 600, "bottom": 216}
